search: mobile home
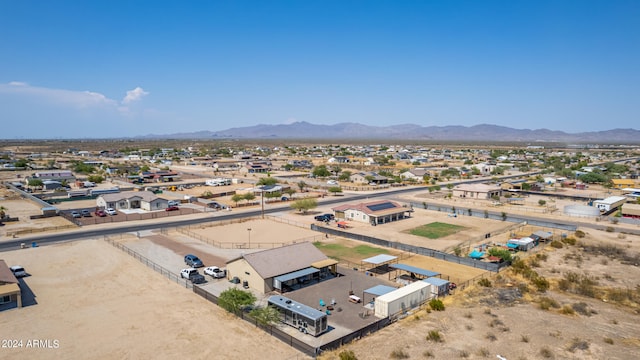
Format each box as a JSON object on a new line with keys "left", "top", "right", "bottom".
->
{"left": 267, "top": 295, "right": 328, "bottom": 336}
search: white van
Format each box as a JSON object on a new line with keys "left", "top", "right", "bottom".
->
{"left": 168, "top": 200, "right": 180, "bottom": 206}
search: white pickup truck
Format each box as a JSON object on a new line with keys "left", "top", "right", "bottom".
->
{"left": 204, "top": 266, "right": 226, "bottom": 279}
{"left": 180, "top": 268, "right": 205, "bottom": 284}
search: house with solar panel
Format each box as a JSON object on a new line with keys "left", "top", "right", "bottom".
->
{"left": 332, "top": 200, "right": 411, "bottom": 226}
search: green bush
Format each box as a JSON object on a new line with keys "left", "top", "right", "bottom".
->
{"left": 429, "top": 298, "right": 445, "bottom": 311}
{"left": 550, "top": 241, "right": 564, "bottom": 249}
{"left": 339, "top": 350, "right": 358, "bottom": 360}
{"left": 575, "top": 230, "right": 585, "bottom": 238}
{"left": 426, "top": 330, "right": 443, "bottom": 342}
{"left": 478, "top": 278, "right": 492, "bottom": 287}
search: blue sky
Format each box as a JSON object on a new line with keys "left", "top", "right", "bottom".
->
{"left": 1, "top": 1, "right": 638, "bottom": 138}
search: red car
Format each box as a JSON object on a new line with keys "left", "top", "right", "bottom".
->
{"left": 95, "top": 209, "right": 107, "bottom": 217}
{"left": 165, "top": 206, "right": 180, "bottom": 211}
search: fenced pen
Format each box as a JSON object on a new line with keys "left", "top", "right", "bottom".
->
{"left": 311, "top": 224, "right": 508, "bottom": 272}
{"left": 103, "top": 235, "right": 192, "bottom": 289}
{"left": 192, "top": 285, "right": 393, "bottom": 358}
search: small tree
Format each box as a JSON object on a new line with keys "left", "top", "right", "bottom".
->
{"left": 231, "top": 194, "right": 243, "bottom": 206}
{"left": 257, "top": 177, "right": 277, "bottom": 186}
{"left": 28, "top": 178, "right": 43, "bottom": 190}
{"left": 218, "top": 288, "right": 256, "bottom": 314}
{"left": 284, "top": 188, "right": 297, "bottom": 198}
{"left": 328, "top": 186, "right": 343, "bottom": 195}
{"left": 87, "top": 175, "right": 104, "bottom": 183}
{"left": 538, "top": 199, "right": 547, "bottom": 206}
{"left": 290, "top": 198, "right": 318, "bottom": 214}
{"left": 249, "top": 306, "right": 280, "bottom": 326}
{"left": 297, "top": 181, "right": 307, "bottom": 192}
{"left": 243, "top": 193, "right": 256, "bottom": 203}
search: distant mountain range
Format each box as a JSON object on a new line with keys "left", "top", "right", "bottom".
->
{"left": 138, "top": 122, "right": 640, "bottom": 143}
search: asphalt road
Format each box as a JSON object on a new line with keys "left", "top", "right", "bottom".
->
{"left": 2, "top": 160, "right": 638, "bottom": 252}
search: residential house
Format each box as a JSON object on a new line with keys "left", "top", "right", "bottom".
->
{"left": 452, "top": 183, "right": 502, "bottom": 199}
{"left": 332, "top": 200, "right": 410, "bottom": 225}
{"left": 97, "top": 191, "right": 169, "bottom": 211}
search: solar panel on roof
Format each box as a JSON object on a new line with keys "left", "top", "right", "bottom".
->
{"left": 366, "top": 202, "right": 396, "bottom": 212}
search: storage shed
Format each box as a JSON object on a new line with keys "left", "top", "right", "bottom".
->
{"left": 507, "top": 237, "right": 535, "bottom": 251}
{"left": 422, "top": 277, "right": 450, "bottom": 297}
{"left": 374, "top": 281, "right": 432, "bottom": 318}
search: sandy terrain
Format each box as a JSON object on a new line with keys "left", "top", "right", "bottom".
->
{"left": 0, "top": 240, "right": 304, "bottom": 360}
{"left": 318, "top": 228, "right": 640, "bottom": 360}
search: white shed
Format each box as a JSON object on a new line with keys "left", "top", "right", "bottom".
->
{"left": 593, "top": 196, "right": 627, "bottom": 212}
{"left": 374, "top": 281, "right": 432, "bottom": 318}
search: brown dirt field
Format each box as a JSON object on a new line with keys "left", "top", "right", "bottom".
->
{"left": 0, "top": 240, "right": 304, "bottom": 360}
{"left": 318, "top": 229, "right": 640, "bottom": 360}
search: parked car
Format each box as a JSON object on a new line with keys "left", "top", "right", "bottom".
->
{"left": 81, "top": 210, "right": 91, "bottom": 217}
{"left": 184, "top": 254, "right": 204, "bottom": 268}
{"left": 105, "top": 208, "right": 117, "bottom": 216}
{"left": 165, "top": 205, "right": 179, "bottom": 211}
{"left": 168, "top": 200, "right": 180, "bottom": 206}
{"left": 180, "top": 268, "right": 206, "bottom": 284}
{"left": 10, "top": 265, "right": 26, "bottom": 278}
{"left": 327, "top": 180, "right": 339, "bottom": 185}
{"left": 204, "top": 266, "right": 226, "bottom": 279}
{"left": 314, "top": 213, "right": 335, "bottom": 222}
{"left": 95, "top": 209, "right": 107, "bottom": 217}
{"left": 71, "top": 211, "right": 81, "bottom": 218}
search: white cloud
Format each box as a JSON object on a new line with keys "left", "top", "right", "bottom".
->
{"left": 0, "top": 82, "right": 118, "bottom": 109}
{"left": 0, "top": 82, "right": 149, "bottom": 113}
{"left": 122, "top": 87, "right": 149, "bottom": 104}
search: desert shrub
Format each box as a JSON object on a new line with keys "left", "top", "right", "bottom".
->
{"left": 539, "top": 346, "right": 554, "bottom": 358}
{"left": 477, "top": 347, "right": 490, "bottom": 357}
{"left": 618, "top": 233, "right": 626, "bottom": 239}
{"left": 390, "top": 348, "right": 410, "bottom": 359}
{"left": 574, "top": 230, "right": 585, "bottom": 238}
{"left": 604, "top": 337, "right": 614, "bottom": 345}
{"left": 605, "top": 226, "right": 614, "bottom": 233}
{"left": 539, "top": 297, "right": 560, "bottom": 310}
{"left": 339, "top": 350, "right": 358, "bottom": 360}
{"left": 463, "top": 312, "right": 473, "bottom": 319}
{"left": 612, "top": 319, "right": 618, "bottom": 325}
{"left": 571, "top": 302, "right": 591, "bottom": 316}
{"left": 483, "top": 308, "right": 492, "bottom": 315}
{"left": 560, "top": 305, "right": 575, "bottom": 315}
{"left": 550, "top": 241, "right": 563, "bottom": 249}
{"left": 536, "top": 253, "right": 548, "bottom": 261}
{"left": 422, "top": 350, "right": 434, "bottom": 358}
{"left": 517, "top": 282, "right": 529, "bottom": 294}
{"left": 465, "top": 324, "right": 474, "bottom": 331}
{"left": 529, "top": 258, "right": 540, "bottom": 268}
{"left": 532, "top": 276, "right": 550, "bottom": 292}
{"left": 521, "top": 334, "right": 530, "bottom": 343}
{"left": 489, "top": 319, "right": 504, "bottom": 327}
{"left": 562, "top": 237, "right": 577, "bottom": 245}
{"left": 478, "top": 278, "right": 492, "bottom": 287}
{"left": 567, "top": 338, "right": 589, "bottom": 352}
{"left": 538, "top": 199, "right": 546, "bottom": 206}
{"left": 459, "top": 350, "right": 470, "bottom": 358}
{"left": 426, "top": 330, "right": 443, "bottom": 342}
{"left": 486, "top": 333, "right": 497, "bottom": 342}
{"left": 429, "top": 299, "right": 445, "bottom": 311}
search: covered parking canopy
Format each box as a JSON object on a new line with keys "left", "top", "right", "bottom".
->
{"left": 273, "top": 267, "right": 319, "bottom": 292}
{"left": 389, "top": 263, "right": 440, "bottom": 281}
{"left": 362, "top": 254, "right": 398, "bottom": 274}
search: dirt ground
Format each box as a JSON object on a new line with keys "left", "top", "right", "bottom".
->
{"left": 0, "top": 240, "right": 305, "bottom": 360}
{"left": 318, "top": 228, "right": 640, "bottom": 360}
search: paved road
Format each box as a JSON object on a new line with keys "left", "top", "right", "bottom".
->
{"left": 2, "top": 160, "right": 638, "bottom": 252}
